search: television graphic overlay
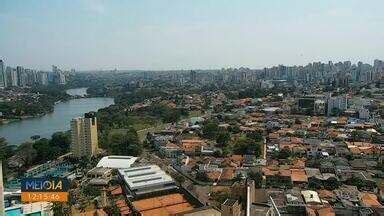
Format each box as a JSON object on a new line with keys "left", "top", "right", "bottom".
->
{"left": 21, "top": 177, "right": 69, "bottom": 202}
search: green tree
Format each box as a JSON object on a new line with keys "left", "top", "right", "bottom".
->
{"left": 51, "top": 202, "right": 71, "bottom": 216}
{"left": 202, "top": 120, "right": 219, "bottom": 139}
{"left": 82, "top": 185, "right": 101, "bottom": 197}
{"left": 216, "top": 131, "right": 230, "bottom": 146}
{"left": 246, "top": 132, "right": 263, "bottom": 142}
{"left": 324, "top": 177, "right": 340, "bottom": 190}
{"left": 277, "top": 148, "right": 291, "bottom": 159}
{"left": 308, "top": 178, "right": 322, "bottom": 190}
{"left": 211, "top": 191, "right": 230, "bottom": 204}
{"left": 50, "top": 131, "right": 71, "bottom": 150}
{"left": 146, "top": 104, "right": 187, "bottom": 123}
{"left": 104, "top": 203, "right": 120, "bottom": 216}
{"left": 229, "top": 125, "right": 240, "bottom": 134}
{"left": 174, "top": 175, "right": 185, "bottom": 184}
{"left": 33, "top": 138, "right": 62, "bottom": 164}
{"left": 233, "top": 136, "right": 261, "bottom": 157}
{"left": 0, "top": 137, "right": 14, "bottom": 162}
{"left": 16, "top": 142, "right": 37, "bottom": 167}
{"left": 107, "top": 128, "right": 142, "bottom": 156}
{"left": 249, "top": 171, "right": 263, "bottom": 188}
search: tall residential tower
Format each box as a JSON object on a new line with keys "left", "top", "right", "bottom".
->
{"left": 70, "top": 112, "right": 99, "bottom": 158}
{"left": 0, "top": 60, "right": 6, "bottom": 88}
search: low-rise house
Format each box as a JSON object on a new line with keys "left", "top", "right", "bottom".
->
{"left": 243, "top": 155, "right": 257, "bottom": 167}
{"left": 262, "top": 167, "right": 292, "bottom": 188}
{"left": 305, "top": 167, "right": 321, "bottom": 177}
{"left": 306, "top": 139, "right": 325, "bottom": 158}
{"left": 308, "top": 172, "right": 340, "bottom": 190}
{"left": 230, "top": 155, "right": 244, "bottom": 167}
{"left": 180, "top": 206, "right": 222, "bottom": 216}
{"left": 335, "top": 164, "right": 351, "bottom": 174}
{"left": 180, "top": 158, "right": 196, "bottom": 173}
{"left": 221, "top": 158, "right": 238, "bottom": 168}
{"left": 290, "top": 169, "right": 308, "bottom": 187}
{"left": 334, "top": 185, "right": 361, "bottom": 203}
{"left": 220, "top": 168, "right": 236, "bottom": 182}
{"left": 204, "top": 170, "right": 222, "bottom": 182}
{"left": 198, "top": 164, "right": 220, "bottom": 172}
{"left": 346, "top": 141, "right": 383, "bottom": 157}
{"left": 350, "top": 159, "right": 378, "bottom": 170}
{"left": 181, "top": 139, "right": 206, "bottom": 155}
{"left": 159, "top": 143, "right": 181, "bottom": 158}
{"left": 266, "top": 189, "right": 288, "bottom": 207}
{"left": 320, "top": 161, "right": 335, "bottom": 174}
{"left": 301, "top": 190, "right": 322, "bottom": 205}
{"left": 317, "top": 189, "right": 337, "bottom": 203}
{"left": 87, "top": 167, "right": 112, "bottom": 186}
{"left": 306, "top": 206, "right": 335, "bottom": 216}
{"left": 360, "top": 193, "right": 382, "bottom": 208}
{"left": 147, "top": 132, "right": 174, "bottom": 149}
{"left": 347, "top": 171, "right": 377, "bottom": 191}
{"left": 200, "top": 145, "right": 215, "bottom": 155}
{"left": 286, "top": 189, "right": 305, "bottom": 205}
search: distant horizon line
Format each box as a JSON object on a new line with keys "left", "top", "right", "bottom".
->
{"left": 75, "top": 58, "right": 384, "bottom": 73}
{"left": 1, "top": 58, "right": 383, "bottom": 73}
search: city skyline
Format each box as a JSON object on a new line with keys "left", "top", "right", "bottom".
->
{"left": 1, "top": 0, "right": 384, "bottom": 71}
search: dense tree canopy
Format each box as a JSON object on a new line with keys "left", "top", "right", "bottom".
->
{"left": 145, "top": 104, "right": 188, "bottom": 123}
{"left": 104, "top": 128, "right": 142, "bottom": 156}
{"left": 249, "top": 171, "right": 263, "bottom": 188}
{"left": 233, "top": 136, "right": 262, "bottom": 156}
{"left": 202, "top": 120, "right": 220, "bottom": 139}
{"left": 0, "top": 137, "right": 14, "bottom": 162}
{"left": 216, "top": 131, "right": 231, "bottom": 146}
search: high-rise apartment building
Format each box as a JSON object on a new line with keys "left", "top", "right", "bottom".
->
{"left": 190, "top": 70, "right": 197, "bottom": 84}
{"left": 6, "top": 67, "right": 18, "bottom": 87}
{"left": 25, "top": 69, "right": 37, "bottom": 86}
{"left": 70, "top": 112, "right": 99, "bottom": 158}
{"left": 326, "top": 93, "right": 348, "bottom": 116}
{"left": 0, "top": 60, "right": 6, "bottom": 88}
{"left": 16, "top": 66, "right": 27, "bottom": 87}
{"left": 52, "top": 65, "right": 66, "bottom": 85}
{"left": 37, "top": 71, "right": 48, "bottom": 85}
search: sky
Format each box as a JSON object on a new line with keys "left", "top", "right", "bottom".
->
{"left": 0, "top": 0, "right": 383, "bottom": 71}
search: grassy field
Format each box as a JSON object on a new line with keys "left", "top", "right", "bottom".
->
{"left": 109, "top": 122, "right": 166, "bottom": 142}
{"left": 127, "top": 115, "right": 159, "bottom": 131}
{"left": 107, "top": 114, "right": 164, "bottom": 141}
{"left": 109, "top": 110, "right": 203, "bottom": 142}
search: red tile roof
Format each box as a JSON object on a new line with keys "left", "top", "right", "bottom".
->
{"left": 290, "top": 169, "right": 308, "bottom": 183}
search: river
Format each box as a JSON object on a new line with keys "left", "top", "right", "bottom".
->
{"left": 0, "top": 88, "right": 114, "bottom": 145}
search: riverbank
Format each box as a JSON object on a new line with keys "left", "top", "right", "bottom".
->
{"left": 0, "top": 88, "right": 90, "bottom": 125}
{"left": 0, "top": 85, "right": 72, "bottom": 120}
{"left": 0, "top": 114, "right": 45, "bottom": 125}
{"left": 0, "top": 97, "right": 114, "bottom": 145}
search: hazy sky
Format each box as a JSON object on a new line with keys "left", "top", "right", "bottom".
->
{"left": 0, "top": 0, "right": 383, "bottom": 71}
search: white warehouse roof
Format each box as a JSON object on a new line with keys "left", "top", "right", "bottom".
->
{"left": 118, "top": 165, "right": 176, "bottom": 195}
{"left": 97, "top": 155, "right": 137, "bottom": 169}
